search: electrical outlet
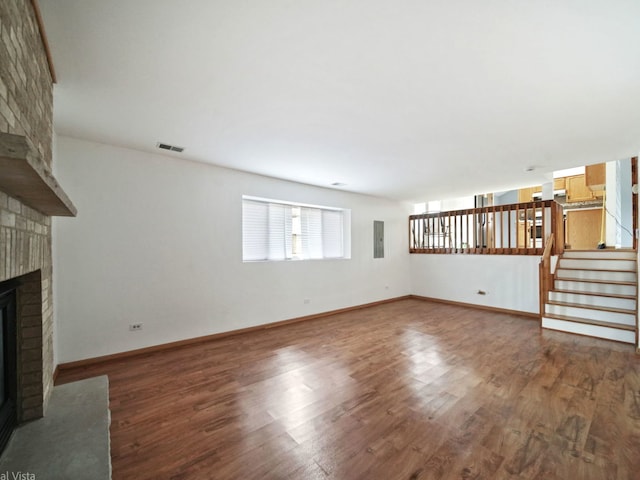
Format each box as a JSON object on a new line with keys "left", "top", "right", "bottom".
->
{"left": 129, "top": 323, "right": 143, "bottom": 331}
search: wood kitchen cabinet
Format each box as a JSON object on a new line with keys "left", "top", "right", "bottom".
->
{"left": 553, "top": 177, "right": 566, "bottom": 191}
{"left": 566, "top": 174, "right": 596, "bottom": 202}
{"left": 517, "top": 220, "right": 534, "bottom": 248}
{"left": 585, "top": 163, "right": 606, "bottom": 191}
{"left": 517, "top": 221, "right": 526, "bottom": 247}
{"left": 565, "top": 209, "right": 602, "bottom": 250}
{"left": 518, "top": 186, "right": 541, "bottom": 203}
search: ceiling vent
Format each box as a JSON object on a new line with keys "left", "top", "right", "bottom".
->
{"left": 156, "top": 142, "right": 184, "bottom": 153}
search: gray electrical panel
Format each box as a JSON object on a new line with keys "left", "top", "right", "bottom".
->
{"left": 373, "top": 221, "right": 384, "bottom": 258}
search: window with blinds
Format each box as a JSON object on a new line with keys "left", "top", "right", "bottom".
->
{"left": 242, "top": 197, "right": 350, "bottom": 262}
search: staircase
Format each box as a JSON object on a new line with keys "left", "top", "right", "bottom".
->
{"left": 541, "top": 249, "right": 638, "bottom": 344}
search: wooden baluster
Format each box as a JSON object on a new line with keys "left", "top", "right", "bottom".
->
{"left": 430, "top": 216, "right": 434, "bottom": 250}
{"left": 521, "top": 205, "right": 526, "bottom": 252}
{"left": 477, "top": 209, "right": 482, "bottom": 251}
{"left": 541, "top": 203, "right": 545, "bottom": 253}
{"left": 466, "top": 210, "right": 471, "bottom": 252}
{"left": 460, "top": 212, "right": 464, "bottom": 251}
{"left": 527, "top": 206, "right": 531, "bottom": 250}
{"left": 448, "top": 212, "right": 453, "bottom": 252}
{"left": 446, "top": 212, "right": 451, "bottom": 252}
{"left": 487, "top": 208, "right": 496, "bottom": 253}
{"left": 445, "top": 212, "right": 448, "bottom": 251}
{"left": 556, "top": 202, "right": 565, "bottom": 255}
{"left": 453, "top": 213, "right": 460, "bottom": 253}
{"left": 473, "top": 210, "right": 478, "bottom": 252}
{"left": 515, "top": 205, "right": 520, "bottom": 252}
{"left": 425, "top": 216, "right": 429, "bottom": 249}
{"left": 409, "top": 219, "right": 416, "bottom": 249}
{"left": 522, "top": 204, "right": 525, "bottom": 250}
{"left": 452, "top": 213, "right": 456, "bottom": 252}
{"left": 444, "top": 212, "right": 448, "bottom": 252}
{"left": 507, "top": 208, "right": 512, "bottom": 251}
{"left": 484, "top": 208, "right": 488, "bottom": 251}
{"left": 432, "top": 215, "right": 435, "bottom": 250}
{"left": 424, "top": 216, "right": 428, "bottom": 250}
{"left": 452, "top": 212, "right": 456, "bottom": 252}
{"left": 490, "top": 207, "right": 496, "bottom": 251}
{"left": 433, "top": 215, "right": 437, "bottom": 250}
{"left": 467, "top": 210, "right": 471, "bottom": 252}
{"left": 491, "top": 207, "right": 495, "bottom": 251}
{"left": 413, "top": 217, "right": 417, "bottom": 250}
{"left": 495, "top": 207, "right": 500, "bottom": 250}
{"left": 423, "top": 216, "right": 427, "bottom": 250}
{"left": 461, "top": 212, "right": 464, "bottom": 251}
{"left": 491, "top": 208, "right": 495, "bottom": 250}
{"left": 498, "top": 206, "right": 502, "bottom": 250}
{"left": 532, "top": 204, "right": 536, "bottom": 250}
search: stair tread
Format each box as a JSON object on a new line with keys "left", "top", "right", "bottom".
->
{"left": 561, "top": 254, "right": 636, "bottom": 258}
{"left": 546, "top": 300, "right": 636, "bottom": 315}
{"left": 542, "top": 313, "right": 636, "bottom": 331}
{"left": 565, "top": 249, "right": 635, "bottom": 252}
{"left": 557, "top": 266, "right": 637, "bottom": 273}
{"left": 552, "top": 288, "right": 637, "bottom": 300}
{"left": 554, "top": 277, "right": 637, "bottom": 286}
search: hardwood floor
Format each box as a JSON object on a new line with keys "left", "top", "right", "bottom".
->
{"left": 56, "top": 299, "right": 640, "bottom": 480}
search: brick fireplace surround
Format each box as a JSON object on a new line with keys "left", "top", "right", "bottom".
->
{"left": 0, "top": 0, "right": 61, "bottom": 423}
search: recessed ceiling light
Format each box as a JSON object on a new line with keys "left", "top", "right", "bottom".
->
{"left": 331, "top": 182, "right": 347, "bottom": 187}
{"left": 156, "top": 142, "right": 185, "bottom": 153}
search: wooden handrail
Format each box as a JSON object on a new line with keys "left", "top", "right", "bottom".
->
{"left": 541, "top": 233, "right": 554, "bottom": 262}
{"left": 539, "top": 234, "right": 555, "bottom": 318}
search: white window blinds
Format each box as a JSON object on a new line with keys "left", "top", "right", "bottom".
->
{"left": 242, "top": 197, "right": 348, "bottom": 261}
{"left": 242, "top": 200, "right": 269, "bottom": 261}
{"left": 321, "top": 209, "right": 344, "bottom": 258}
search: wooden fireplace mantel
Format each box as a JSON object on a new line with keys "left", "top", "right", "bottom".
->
{"left": 0, "top": 132, "right": 76, "bottom": 217}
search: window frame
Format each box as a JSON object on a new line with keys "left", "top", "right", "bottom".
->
{"left": 242, "top": 195, "right": 351, "bottom": 263}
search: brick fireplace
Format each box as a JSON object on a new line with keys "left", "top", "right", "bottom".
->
{"left": 0, "top": 0, "right": 75, "bottom": 438}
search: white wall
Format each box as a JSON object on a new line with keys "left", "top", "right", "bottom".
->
{"left": 605, "top": 160, "right": 618, "bottom": 247}
{"left": 410, "top": 254, "right": 540, "bottom": 314}
{"left": 53, "top": 137, "right": 411, "bottom": 362}
{"left": 441, "top": 196, "right": 474, "bottom": 211}
{"left": 637, "top": 166, "right": 640, "bottom": 352}
{"left": 616, "top": 158, "right": 633, "bottom": 248}
{"left": 494, "top": 190, "right": 518, "bottom": 206}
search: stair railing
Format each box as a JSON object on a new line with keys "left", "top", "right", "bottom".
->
{"left": 539, "top": 234, "right": 555, "bottom": 318}
{"left": 410, "top": 200, "right": 564, "bottom": 255}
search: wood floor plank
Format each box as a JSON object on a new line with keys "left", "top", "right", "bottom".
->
{"left": 56, "top": 299, "right": 640, "bottom": 479}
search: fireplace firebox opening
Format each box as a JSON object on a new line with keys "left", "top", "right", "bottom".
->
{"left": 0, "top": 282, "right": 17, "bottom": 455}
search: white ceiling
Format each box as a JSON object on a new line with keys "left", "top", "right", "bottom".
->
{"left": 39, "top": 0, "right": 640, "bottom": 203}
